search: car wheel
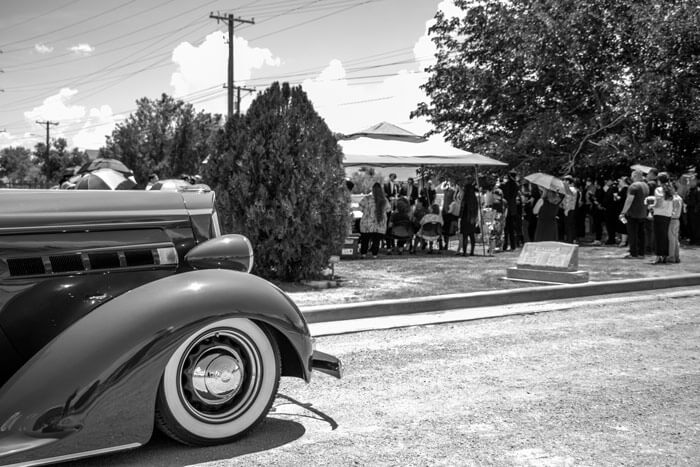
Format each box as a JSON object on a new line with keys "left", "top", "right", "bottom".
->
{"left": 156, "top": 318, "right": 280, "bottom": 446}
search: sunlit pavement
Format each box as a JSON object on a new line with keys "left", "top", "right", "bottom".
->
{"left": 308, "top": 286, "right": 700, "bottom": 336}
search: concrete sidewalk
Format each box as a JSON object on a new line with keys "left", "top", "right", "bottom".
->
{"left": 307, "top": 285, "right": 700, "bottom": 337}
{"left": 301, "top": 273, "right": 700, "bottom": 325}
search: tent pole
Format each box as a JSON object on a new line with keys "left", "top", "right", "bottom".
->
{"left": 474, "top": 164, "right": 487, "bottom": 256}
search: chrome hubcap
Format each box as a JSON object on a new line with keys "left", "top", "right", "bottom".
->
{"left": 192, "top": 347, "right": 245, "bottom": 405}
{"left": 177, "top": 328, "right": 263, "bottom": 422}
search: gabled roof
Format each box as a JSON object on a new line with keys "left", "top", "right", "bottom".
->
{"left": 341, "top": 121, "right": 426, "bottom": 142}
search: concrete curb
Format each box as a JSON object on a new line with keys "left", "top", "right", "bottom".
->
{"left": 301, "top": 273, "right": 700, "bottom": 323}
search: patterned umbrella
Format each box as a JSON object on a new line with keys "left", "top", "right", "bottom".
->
{"left": 78, "top": 158, "right": 133, "bottom": 176}
{"left": 524, "top": 172, "right": 568, "bottom": 195}
{"left": 75, "top": 168, "right": 137, "bottom": 190}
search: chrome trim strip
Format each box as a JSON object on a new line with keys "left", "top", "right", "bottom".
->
{"left": 0, "top": 219, "right": 188, "bottom": 234}
{"left": 187, "top": 208, "right": 215, "bottom": 216}
{"left": 4, "top": 442, "right": 141, "bottom": 467}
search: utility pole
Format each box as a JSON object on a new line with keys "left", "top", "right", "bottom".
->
{"left": 36, "top": 120, "right": 58, "bottom": 159}
{"left": 209, "top": 12, "right": 254, "bottom": 120}
{"left": 235, "top": 86, "right": 255, "bottom": 116}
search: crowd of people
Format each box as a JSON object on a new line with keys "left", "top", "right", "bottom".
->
{"left": 354, "top": 167, "right": 700, "bottom": 264}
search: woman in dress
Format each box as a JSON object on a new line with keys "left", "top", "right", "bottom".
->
{"left": 359, "top": 182, "right": 391, "bottom": 258}
{"left": 534, "top": 188, "right": 562, "bottom": 241}
{"left": 458, "top": 175, "right": 480, "bottom": 256}
{"left": 651, "top": 172, "right": 674, "bottom": 264}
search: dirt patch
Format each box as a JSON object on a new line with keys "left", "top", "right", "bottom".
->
{"left": 278, "top": 244, "right": 700, "bottom": 307}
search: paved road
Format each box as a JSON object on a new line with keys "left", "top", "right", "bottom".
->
{"left": 64, "top": 292, "right": 700, "bottom": 466}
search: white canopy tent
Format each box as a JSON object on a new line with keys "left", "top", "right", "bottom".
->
{"left": 340, "top": 125, "right": 508, "bottom": 256}
{"left": 340, "top": 134, "right": 507, "bottom": 168}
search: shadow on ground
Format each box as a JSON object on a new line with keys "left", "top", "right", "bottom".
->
{"left": 59, "top": 392, "right": 328, "bottom": 467}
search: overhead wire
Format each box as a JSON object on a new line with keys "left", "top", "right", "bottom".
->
{"left": 0, "top": 0, "right": 84, "bottom": 34}
{"left": 2, "top": 0, "right": 431, "bottom": 141}
{"left": 0, "top": 0, "right": 141, "bottom": 50}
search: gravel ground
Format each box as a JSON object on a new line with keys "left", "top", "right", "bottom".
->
{"left": 238, "top": 294, "right": 700, "bottom": 466}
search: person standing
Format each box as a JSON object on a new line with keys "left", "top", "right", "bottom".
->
{"left": 668, "top": 186, "right": 684, "bottom": 263}
{"left": 359, "top": 182, "right": 391, "bottom": 258}
{"left": 686, "top": 176, "right": 700, "bottom": 245}
{"left": 458, "top": 176, "right": 480, "bottom": 256}
{"left": 440, "top": 179, "right": 456, "bottom": 250}
{"left": 619, "top": 170, "right": 649, "bottom": 258}
{"left": 650, "top": 172, "right": 674, "bottom": 264}
{"left": 615, "top": 176, "right": 630, "bottom": 247}
{"left": 501, "top": 170, "right": 520, "bottom": 251}
{"left": 533, "top": 189, "right": 561, "bottom": 241}
{"left": 562, "top": 175, "right": 579, "bottom": 243}
{"left": 588, "top": 179, "right": 605, "bottom": 246}
{"left": 383, "top": 173, "right": 400, "bottom": 200}
{"left": 645, "top": 168, "right": 658, "bottom": 254}
{"left": 402, "top": 177, "right": 419, "bottom": 206}
{"left": 602, "top": 179, "right": 619, "bottom": 245}
{"left": 383, "top": 173, "right": 400, "bottom": 253}
{"left": 420, "top": 180, "right": 437, "bottom": 206}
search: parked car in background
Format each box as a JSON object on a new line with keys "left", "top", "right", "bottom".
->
{"left": 0, "top": 188, "right": 341, "bottom": 465}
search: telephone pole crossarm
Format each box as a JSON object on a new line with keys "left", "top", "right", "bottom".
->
{"left": 209, "top": 12, "right": 255, "bottom": 120}
{"left": 36, "top": 120, "right": 59, "bottom": 158}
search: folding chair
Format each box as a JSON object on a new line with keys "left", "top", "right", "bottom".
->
{"left": 417, "top": 222, "right": 442, "bottom": 253}
{"left": 391, "top": 219, "right": 415, "bottom": 254}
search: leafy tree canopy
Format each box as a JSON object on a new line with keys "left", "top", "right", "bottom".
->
{"left": 414, "top": 0, "right": 700, "bottom": 177}
{"left": 105, "top": 93, "right": 221, "bottom": 184}
{"left": 35, "top": 138, "right": 89, "bottom": 185}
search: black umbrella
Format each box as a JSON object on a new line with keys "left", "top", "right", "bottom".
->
{"left": 78, "top": 158, "right": 133, "bottom": 176}
{"left": 75, "top": 168, "right": 136, "bottom": 190}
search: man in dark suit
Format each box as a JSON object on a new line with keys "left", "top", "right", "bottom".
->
{"left": 401, "top": 177, "right": 419, "bottom": 205}
{"left": 383, "top": 173, "right": 400, "bottom": 200}
{"left": 419, "top": 180, "right": 436, "bottom": 207}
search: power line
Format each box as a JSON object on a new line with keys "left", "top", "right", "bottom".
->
{"left": 0, "top": 0, "right": 84, "bottom": 34}
{"left": 0, "top": 1, "right": 140, "bottom": 50}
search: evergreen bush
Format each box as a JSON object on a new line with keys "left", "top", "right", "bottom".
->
{"left": 205, "top": 82, "right": 350, "bottom": 281}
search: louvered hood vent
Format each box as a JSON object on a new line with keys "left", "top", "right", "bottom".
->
{"left": 5, "top": 247, "right": 174, "bottom": 278}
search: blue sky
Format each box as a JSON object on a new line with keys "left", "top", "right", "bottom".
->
{"left": 0, "top": 0, "right": 451, "bottom": 150}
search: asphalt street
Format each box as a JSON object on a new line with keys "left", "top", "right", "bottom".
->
{"left": 61, "top": 287, "right": 700, "bottom": 466}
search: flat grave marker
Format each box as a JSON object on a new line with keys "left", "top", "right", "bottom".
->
{"left": 506, "top": 242, "right": 589, "bottom": 283}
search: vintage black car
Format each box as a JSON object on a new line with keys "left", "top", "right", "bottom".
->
{"left": 0, "top": 188, "right": 341, "bottom": 466}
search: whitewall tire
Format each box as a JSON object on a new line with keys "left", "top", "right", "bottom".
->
{"left": 156, "top": 317, "right": 280, "bottom": 445}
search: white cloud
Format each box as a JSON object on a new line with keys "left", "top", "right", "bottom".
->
{"left": 35, "top": 43, "right": 53, "bottom": 54}
{"left": 72, "top": 105, "right": 118, "bottom": 150}
{"left": 170, "top": 31, "right": 280, "bottom": 115}
{"left": 20, "top": 88, "right": 117, "bottom": 149}
{"left": 301, "top": 60, "right": 431, "bottom": 136}
{"left": 24, "top": 88, "right": 86, "bottom": 122}
{"left": 300, "top": 0, "right": 462, "bottom": 137}
{"left": 69, "top": 43, "right": 95, "bottom": 55}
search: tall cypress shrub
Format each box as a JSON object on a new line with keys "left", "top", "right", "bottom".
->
{"left": 205, "top": 82, "right": 349, "bottom": 281}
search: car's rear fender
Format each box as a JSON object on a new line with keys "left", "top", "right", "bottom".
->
{"left": 0, "top": 269, "right": 312, "bottom": 465}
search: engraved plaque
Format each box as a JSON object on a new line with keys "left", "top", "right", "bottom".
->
{"left": 516, "top": 242, "right": 579, "bottom": 271}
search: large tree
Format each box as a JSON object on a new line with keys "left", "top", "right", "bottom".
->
{"left": 414, "top": 0, "right": 700, "bottom": 176}
{"left": 0, "top": 146, "right": 44, "bottom": 187}
{"left": 34, "top": 138, "right": 89, "bottom": 185}
{"left": 204, "top": 82, "right": 349, "bottom": 281}
{"left": 105, "top": 94, "right": 221, "bottom": 183}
